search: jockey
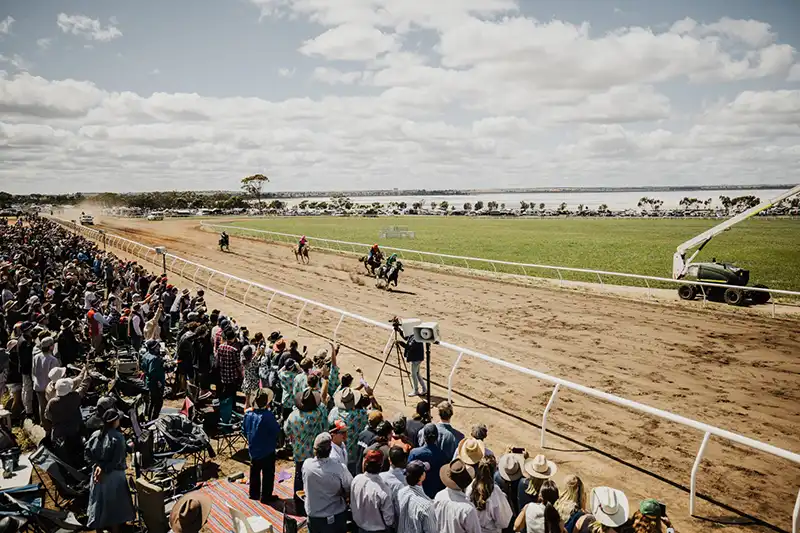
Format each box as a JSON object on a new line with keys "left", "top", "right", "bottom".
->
{"left": 220, "top": 231, "right": 228, "bottom": 243}
{"left": 385, "top": 253, "right": 398, "bottom": 268}
{"left": 298, "top": 235, "right": 308, "bottom": 252}
{"left": 368, "top": 244, "right": 381, "bottom": 262}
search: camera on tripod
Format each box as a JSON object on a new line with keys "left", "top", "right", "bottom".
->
{"left": 389, "top": 317, "right": 421, "bottom": 338}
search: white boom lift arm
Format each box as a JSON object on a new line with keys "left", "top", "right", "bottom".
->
{"left": 672, "top": 184, "right": 800, "bottom": 279}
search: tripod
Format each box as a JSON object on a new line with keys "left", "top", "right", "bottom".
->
{"left": 373, "top": 328, "right": 414, "bottom": 406}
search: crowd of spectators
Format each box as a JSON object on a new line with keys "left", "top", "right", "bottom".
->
{"left": 0, "top": 215, "right": 679, "bottom": 533}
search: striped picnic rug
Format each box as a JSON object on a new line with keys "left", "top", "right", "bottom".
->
{"left": 198, "top": 473, "right": 306, "bottom": 533}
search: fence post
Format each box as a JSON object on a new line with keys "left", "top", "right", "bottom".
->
{"left": 700, "top": 285, "right": 707, "bottom": 308}
{"left": 793, "top": 488, "right": 799, "bottom": 533}
{"left": 223, "top": 277, "right": 232, "bottom": 298}
{"left": 417, "top": 252, "right": 424, "bottom": 262}
{"left": 333, "top": 314, "right": 346, "bottom": 344}
{"left": 192, "top": 265, "right": 201, "bottom": 286}
{"left": 207, "top": 271, "right": 214, "bottom": 288}
{"left": 180, "top": 261, "right": 188, "bottom": 277}
{"left": 463, "top": 258, "right": 469, "bottom": 269}
{"left": 644, "top": 279, "right": 652, "bottom": 299}
{"left": 690, "top": 432, "right": 712, "bottom": 516}
{"left": 596, "top": 272, "right": 604, "bottom": 287}
{"left": 556, "top": 269, "right": 563, "bottom": 288}
{"left": 243, "top": 283, "right": 253, "bottom": 306}
{"left": 521, "top": 265, "right": 527, "bottom": 277}
{"left": 490, "top": 261, "right": 497, "bottom": 272}
{"left": 295, "top": 302, "right": 308, "bottom": 333}
{"left": 540, "top": 384, "right": 561, "bottom": 449}
{"left": 266, "top": 292, "right": 277, "bottom": 315}
{"left": 448, "top": 353, "right": 465, "bottom": 403}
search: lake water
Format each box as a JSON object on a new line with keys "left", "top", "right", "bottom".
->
{"left": 280, "top": 189, "right": 788, "bottom": 211}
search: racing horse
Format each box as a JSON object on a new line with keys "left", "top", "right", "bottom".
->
{"left": 359, "top": 251, "right": 384, "bottom": 275}
{"left": 294, "top": 244, "right": 310, "bottom": 264}
{"left": 376, "top": 261, "right": 404, "bottom": 290}
{"left": 218, "top": 234, "right": 230, "bottom": 252}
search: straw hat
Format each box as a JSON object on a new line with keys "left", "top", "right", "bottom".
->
{"left": 456, "top": 438, "right": 486, "bottom": 466}
{"left": 55, "top": 378, "right": 73, "bottom": 397}
{"left": 590, "top": 487, "right": 630, "bottom": 527}
{"left": 334, "top": 387, "right": 362, "bottom": 410}
{"left": 497, "top": 453, "right": 523, "bottom": 482}
{"left": 170, "top": 493, "right": 212, "bottom": 533}
{"left": 523, "top": 454, "right": 557, "bottom": 479}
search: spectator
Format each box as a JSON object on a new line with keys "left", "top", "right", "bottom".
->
{"left": 84, "top": 410, "right": 136, "bottom": 533}
{"left": 128, "top": 302, "right": 145, "bottom": 353}
{"left": 514, "top": 479, "right": 563, "bottom": 533}
{"left": 390, "top": 414, "right": 414, "bottom": 454}
{"left": 356, "top": 410, "right": 384, "bottom": 473}
{"left": 381, "top": 446, "right": 408, "bottom": 519}
{"left": 240, "top": 344, "right": 260, "bottom": 410}
{"left": 396, "top": 460, "right": 438, "bottom": 533}
{"left": 303, "top": 432, "right": 352, "bottom": 533}
{"left": 243, "top": 389, "right": 280, "bottom": 503}
{"left": 141, "top": 340, "right": 166, "bottom": 420}
{"left": 144, "top": 302, "right": 163, "bottom": 341}
{"left": 44, "top": 366, "right": 66, "bottom": 402}
{"left": 168, "top": 493, "right": 212, "bottom": 533}
{"left": 434, "top": 459, "right": 481, "bottom": 533}
{"left": 556, "top": 475, "right": 588, "bottom": 532}
{"left": 466, "top": 455, "right": 513, "bottom": 533}
{"left": 17, "top": 321, "right": 36, "bottom": 420}
{"left": 419, "top": 401, "right": 463, "bottom": 459}
{"left": 351, "top": 449, "right": 395, "bottom": 533}
{"left": 329, "top": 419, "right": 349, "bottom": 467}
{"left": 588, "top": 488, "right": 629, "bottom": 533}
{"left": 32, "top": 336, "right": 58, "bottom": 425}
{"left": 406, "top": 401, "right": 429, "bottom": 445}
{"left": 278, "top": 359, "right": 300, "bottom": 420}
{"left": 216, "top": 329, "right": 243, "bottom": 425}
{"left": 409, "top": 423, "right": 448, "bottom": 498}
{"left": 360, "top": 420, "right": 392, "bottom": 474}
{"left": 292, "top": 356, "right": 314, "bottom": 399}
{"left": 494, "top": 453, "right": 524, "bottom": 533}
{"left": 399, "top": 326, "right": 426, "bottom": 397}
{"left": 56, "top": 319, "right": 81, "bottom": 368}
{"left": 518, "top": 455, "right": 557, "bottom": 513}
{"left": 285, "top": 389, "right": 329, "bottom": 516}
{"left": 630, "top": 499, "right": 675, "bottom": 533}
{"left": 468, "top": 424, "right": 494, "bottom": 457}
{"left": 333, "top": 386, "right": 369, "bottom": 475}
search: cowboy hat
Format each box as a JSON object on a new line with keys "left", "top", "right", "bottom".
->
{"left": 456, "top": 438, "right": 486, "bottom": 466}
{"left": 523, "top": 454, "right": 557, "bottom": 479}
{"left": 170, "top": 492, "right": 212, "bottom": 533}
{"left": 55, "top": 378, "right": 73, "bottom": 397}
{"left": 497, "top": 453, "right": 523, "bottom": 482}
{"left": 295, "top": 389, "right": 322, "bottom": 412}
{"left": 253, "top": 388, "right": 274, "bottom": 409}
{"left": 334, "top": 387, "right": 362, "bottom": 410}
{"left": 267, "top": 331, "right": 282, "bottom": 343}
{"left": 440, "top": 459, "right": 474, "bottom": 491}
{"left": 2, "top": 300, "right": 15, "bottom": 312}
{"left": 591, "top": 487, "right": 630, "bottom": 527}
{"left": 48, "top": 367, "right": 67, "bottom": 382}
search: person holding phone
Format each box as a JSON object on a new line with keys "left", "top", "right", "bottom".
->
{"left": 630, "top": 499, "right": 675, "bottom": 533}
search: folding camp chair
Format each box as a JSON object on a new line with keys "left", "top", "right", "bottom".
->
{"left": 133, "top": 477, "right": 179, "bottom": 533}
{"left": 213, "top": 413, "right": 246, "bottom": 458}
{"left": 29, "top": 445, "right": 89, "bottom": 511}
{"left": 130, "top": 408, "right": 186, "bottom": 485}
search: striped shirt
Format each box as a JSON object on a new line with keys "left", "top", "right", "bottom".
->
{"left": 396, "top": 485, "right": 438, "bottom": 533}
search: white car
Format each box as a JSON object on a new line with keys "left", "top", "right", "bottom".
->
{"left": 79, "top": 214, "right": 94, "bottom": 225}
{"left": 147, "top": 212, "right": 164, "bottom": 221}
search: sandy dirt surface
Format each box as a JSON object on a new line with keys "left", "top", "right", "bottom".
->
{"left": 84, "top": 214, "right": 800, "bottom": 533}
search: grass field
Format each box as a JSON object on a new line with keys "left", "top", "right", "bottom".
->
{"left": 228, "top": 217, "right": 800, "bottom": 291}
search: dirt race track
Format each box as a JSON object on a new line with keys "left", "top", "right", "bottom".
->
{"left": 91, "top": 215, "right": 800, "bottom": 533}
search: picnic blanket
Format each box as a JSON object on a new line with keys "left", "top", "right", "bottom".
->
{"left": 197, "top": 471, "right": 305, "bottom": 533}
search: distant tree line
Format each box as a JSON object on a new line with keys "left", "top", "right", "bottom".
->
{"left": 0, "top": 191, "right": 85, "bottom": 208}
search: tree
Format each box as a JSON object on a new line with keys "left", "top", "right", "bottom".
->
{"left": 463, "top": 202, "right": 472, "bottom": 211}
{"left": 298, "top": 200, "right": 309, "bottom": 210}
{"left": 268, "top": 199, "right": 285, "bottom": 210}
{"left": 704, "top": 198, "right": 712, "bottom": 208}
{"left": 719, "top": 195, "right": 732, "bottom": 214}
{"left": 559, "top": 202, "right": 568, "bottom": 214}
{"left": 500, "top": 203, "right": 506, "bottom": 211}
{"left": 539, "top": 202, "right": 545, "bottom": 211}
{"left": 598, "top": 203, "right": 609, "bottom": 215}
{"left": 487, "top": 201, "right": 499, "bottom": 211}
{"left": 241, "top": 174, "right": 269, "bottom": 206}
{"left": 412, "top": 202, "right": 423, "bottom": 210}
{"left": 430, "top": 201, "right": 438, "bottom": 210}
{"left": 439, "top": 201, "right": 449, "bottom": 211}
{"left": 398, "top": 202, "right": 408, "bottom": 210}
{"left": 519, "top": 201, "right": 529, "bottom": 212}
{"left": 474, "top": 201, "right": 484, "bottom": 211}
{"left": 577, "top": 204, "right": 584, "bottom": 214}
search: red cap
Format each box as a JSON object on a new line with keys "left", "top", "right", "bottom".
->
{"left": 364, "top": 449, "right": 384, "bottom": 464}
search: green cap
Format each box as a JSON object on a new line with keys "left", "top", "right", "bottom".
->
{"left": 639, "top": 499, "right": 660, "bottom": 516}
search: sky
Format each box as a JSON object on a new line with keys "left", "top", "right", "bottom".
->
{"left": 0, "top": 0, "right": 799, "bottom": 194}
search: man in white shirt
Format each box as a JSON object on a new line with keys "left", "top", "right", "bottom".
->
{"left": 303, "top": 432, "right": 352, "bottom": 533}
{"left": 351, "top": 449, "right": 395, "bottom": 533}
{"left": 379, "top": 446, "right": 408, "bottom": 519}
{"left": 434, "top": 459, "right": 481, "bottom": 533}
{"left": 396, "top": 460, "right": 438, "bottom": 533}
{"left": 329, "top": 420, "right": 349, "bottom": 467}
{"left": 32, "top": 337, "right": 58, "bottom": 427}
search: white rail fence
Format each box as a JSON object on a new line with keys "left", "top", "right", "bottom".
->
{"left": 58, "top": 219, "right": 800, "bottom": 532}
{"left": 201, "top": 222, "right": 800, "bottom": 316}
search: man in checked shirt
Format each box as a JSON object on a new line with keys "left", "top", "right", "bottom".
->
{"left": 216, "top": 329, "right": 242, "bottom": 425}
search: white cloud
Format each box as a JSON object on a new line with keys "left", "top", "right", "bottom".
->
{"left": 788, "top": 64, "right": 800, "bottom": 82}
{"left": 36, "top": 38, "right": 53, "bottom": 50}
{"left": 0, "top": 16, "right": 14, "bottom": 36}
{"left": 299, "top": 24, "right": 399, "bottom": 61}
{"left": 278, "top": 67, "right": 296, "bottom": 78}
{"left": 57, "top": 13, "right": 122, "bottom": 42}
{"left": 0, "top": 54, "right": 29, "bottom": 72}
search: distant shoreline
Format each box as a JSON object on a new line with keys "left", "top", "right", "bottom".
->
{"left": 264, "top": 184, "right": 792, "bottom": 199}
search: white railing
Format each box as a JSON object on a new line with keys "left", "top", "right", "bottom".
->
{"left": 201, "top": 222, "right": 800, "bottom": 316}
{"left": 57, "top": 218, "right": 800, "bottom": 532}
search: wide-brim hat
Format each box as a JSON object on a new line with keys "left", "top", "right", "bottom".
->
{"left": 170, "top": 492, "right": 212, "bottom": 533}
{"left": 591, "top": 487, "right": 630, "bottom": 527}
{"left": 456, "top": 438, "right": 486, "bottom": 466}
{"left": 295, "top": 389, "right": 322, "bottom": 412}
{"left": 253, "top": 388, "right": 275, "bottom": 409}
{"left": 440, "top": 459, "right": 474, "bottom": 491}
{"left": 523, "top": 454, "right": 557, "bottom": 479}
{"left": 497, "top": 453, "right": 523, "bottom": 482}
{"left": 55, "top": 378, "right": 73, "bottom": 397}
{"left": 2, "top": 300, "right": 15, "bottom": 312}
{"left": 334, "top": 387, "right": 362, "bottom": 410}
